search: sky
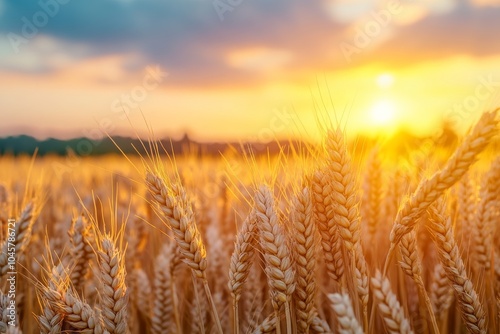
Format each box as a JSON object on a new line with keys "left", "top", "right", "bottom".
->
{"left": 1, "top": 0, "right": 500, "bottom": 142}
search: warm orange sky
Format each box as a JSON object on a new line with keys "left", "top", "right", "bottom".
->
{"left": 1, "top": 0, "right": 500, "bottom": 142}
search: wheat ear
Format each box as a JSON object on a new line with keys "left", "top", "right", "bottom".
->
{"left": 146, "top": 172, "right": 222, "bottom": 334}
{"left": 0, "top": 298, "right": 15, "bottom": 333}
{"left": 429, "top": 262, "right": 454, "bottom": 320}
{"left": 40, "top": 265, "right": 103, "bottom": 334}
{"left": 329, "top": 293, "right": 363, "bottom": 334}
{"left": 0, "top": 202, "right": 36, "bottom": 277}
{"left": 292, "top": 187, "right": 319, "bottom": 333}
{"left": 364, "top": 147, "right": 383, "bottom": 241}
{"left": 97, "top": 236, "right": 128, "bottom": 334}
{"left": 428, "top": 200, "right": 487, "bottom": 334}
{"left": 325, "top": 128, "right": 369, "bottom": 327}
{"left": 152, "top": 244, "right": 177, "bottom": 334}
{"left": 254, "top": 184, "right": 295, "bottom": 334}
{"left": 325, "top": 128, "right": 360, "bottom": 251}
{"left": 252, "top": 314, "right": 277, "bottom": 334}
{"left": 312, "top": 169, "right": 345, "bottom": 283}
{"left": 472, "top": 157, "right": 500, "bottom": 271}
{"left": 371, "top": 270, "right": 414, "bottom": 334}
{"left": 387, "top": 109, "right": 499, "bottom": 272}
{"left": 146, "top": 172, "right": 207, "bottom": 278}
{"left": 68, "top": 215, "right": 94, "bottom": 293}
{"left": 229, "top": 212, "right": 257, "bottom": 334}
{"left": 455, "top": 173, "right": 475, "bottom": 251}
{"left": 37, "top": 305, "right": 63, "bottom": 334}
{"left": 130, "top": 267, "right": 152, "bottom": 322}
{"left": 399, "top": 231, "right": 439, "bottom": 334}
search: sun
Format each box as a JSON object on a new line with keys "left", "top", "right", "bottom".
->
{"left": 370, "top": 100, "right": 396, "bottom": 126}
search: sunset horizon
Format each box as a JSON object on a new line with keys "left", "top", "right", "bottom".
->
{"left": 1, "top": 0, "right": 500, "bottom": 143}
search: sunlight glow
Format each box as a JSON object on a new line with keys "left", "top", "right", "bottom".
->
{"left": 370, "top": 99, "right": 396, "bottom": 126}
{"left": 376, "top": 73, "right": 394, "bottom": 88}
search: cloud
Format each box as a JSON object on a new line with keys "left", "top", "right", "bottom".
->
{"left": 347, "top": 2, "right": 500, "bottom": 67}
{"left": 0, "top": 0, "right": 499, "bottom": 88}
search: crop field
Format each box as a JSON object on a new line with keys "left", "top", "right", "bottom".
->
{"left": 0, "top": 110, "right": 499, "bottom": 334}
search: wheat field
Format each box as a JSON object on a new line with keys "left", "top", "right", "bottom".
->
{"left": 0, "top": 110, "right": 500, "bottom": 334}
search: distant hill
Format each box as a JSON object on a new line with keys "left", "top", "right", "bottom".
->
{"left": 0, "top": 123, "right": 473, "bottom": 158}
{"left": 0, "top": 134, "right": 304, "bottom": 157}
